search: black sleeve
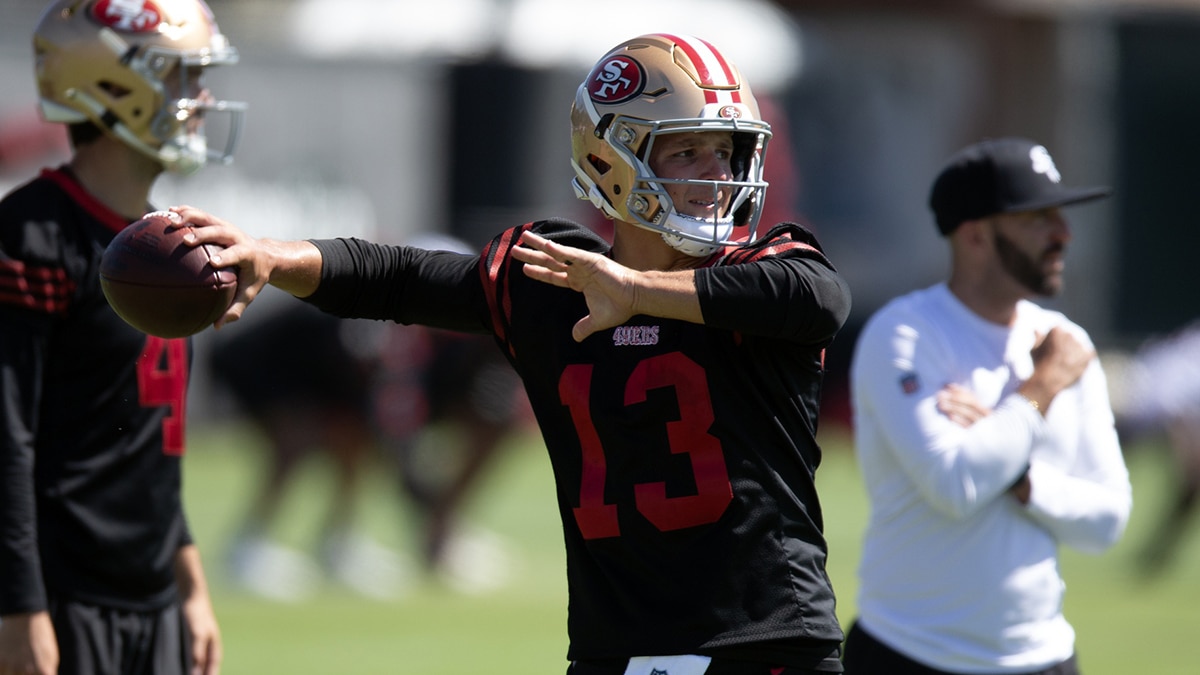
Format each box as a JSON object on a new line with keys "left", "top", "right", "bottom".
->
{"left": 303, "top": 238, "right": 490, "bottom": 334}
{"left": 695, "top": 223, "right": 852, "bottom": 346}
{"left": 301, "top": 219, "right": 610, "bottom": 336}
{"left": 0, "top": 319, "right": 49, "bottom": 615}
{"left": 0, "top": 211, "right": 54, "bottom": 615}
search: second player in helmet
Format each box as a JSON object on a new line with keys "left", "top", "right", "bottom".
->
{"left": 175, "top": 33, "right": 851, "bottom": 674}
{"left": 32, "top": 0, "right": 245, "bottom": 176}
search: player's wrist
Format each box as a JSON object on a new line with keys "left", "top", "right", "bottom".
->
{"left": 266, "top": 239, "right": 324, "bottom": 298}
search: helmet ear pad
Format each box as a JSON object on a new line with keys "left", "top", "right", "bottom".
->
{"left": 587, "top": 154, "right": 613, "bottom": 177}
{"left": 731, "top": 132, "right": 760, "bottom": 183}
{"left": 729, "top": 130, "right": 767, "bottom": 228}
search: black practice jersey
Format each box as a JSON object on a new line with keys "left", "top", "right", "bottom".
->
{"left": 305, "top": 218, "right": 851, "bottom": 666}
{"left": 0, "top": 167, "right": 192, "bottom": 614}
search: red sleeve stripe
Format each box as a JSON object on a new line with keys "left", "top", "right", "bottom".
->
{"left": 0, "top": 258, "right": 74, "bottom": 314}
{"left": 725, "top": 238, "right": 821, "bottom": 266}
{"left": 752, "top": 240, "right": 819, "bottom": 261}
{"left": 479, "top": 224, "right": 532, "bottom": 356}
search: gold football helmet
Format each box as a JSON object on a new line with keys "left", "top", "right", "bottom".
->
{"left": 571, "top": 33, "right": 772, "bottom": 256}
{"left": 33, "top": 0, "right": 246, "bottom": 175}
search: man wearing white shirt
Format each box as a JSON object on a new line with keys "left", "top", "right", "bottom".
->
{"left": 842, "top": 137, "right": 1133, "bottom": 675}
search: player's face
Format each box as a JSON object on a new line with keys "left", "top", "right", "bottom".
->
{"left": 989, "top": 208, "right": 1072, "bottom": 296}
{"left": 648, "top": 131, "right": 735, "bottom": 220}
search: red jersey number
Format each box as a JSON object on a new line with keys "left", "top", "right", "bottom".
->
{"left": 562, "top": 353, "right": 733, "bottom": 540}
{"left": 137, "top": 336, "right": 188, "bottom": 456}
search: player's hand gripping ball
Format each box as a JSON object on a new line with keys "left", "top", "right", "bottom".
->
{"left": 100, "top": 210, "right": 236, "bottom": 338}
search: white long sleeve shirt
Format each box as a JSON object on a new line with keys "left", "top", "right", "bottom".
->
{"left": 850, "top": 283, "right": 1132, "bottom": 673}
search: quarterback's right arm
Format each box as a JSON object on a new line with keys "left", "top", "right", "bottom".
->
{"left": 175, "top": 204, "right": 496, "bottom": 333}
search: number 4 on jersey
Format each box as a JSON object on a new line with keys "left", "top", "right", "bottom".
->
{"left": 137, "top": 336, "right": 188, "bottom": 456}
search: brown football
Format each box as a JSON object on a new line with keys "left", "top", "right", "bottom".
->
{"left": 100, "top": 211, "right": 236, "bottom": 338}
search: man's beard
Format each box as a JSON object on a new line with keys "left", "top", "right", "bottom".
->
{"left": 993, "top": 229, "right": 1063, "bottom": 297}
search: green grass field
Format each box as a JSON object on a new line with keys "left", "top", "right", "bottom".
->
{"left": 183, "top": 422, "right": 1200, "bottom": 674}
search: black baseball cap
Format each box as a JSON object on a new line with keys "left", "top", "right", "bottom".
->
{"left": 929, "top": 137, "right": 1111, "bottom": 236}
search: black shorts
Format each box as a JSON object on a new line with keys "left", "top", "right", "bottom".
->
{"left": 50, "top": 599, "right": 189, "bottom": 675}
{"left": 842, "top": 621, "right": 1080, "bottom": 675}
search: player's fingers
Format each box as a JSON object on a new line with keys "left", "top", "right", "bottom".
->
{"left": 510, "top": 241, "right": 564, "bottom": 271}
{"left": 518, "top": 259, "right": 569, "bottom": 287}
{"left": 193, "top": 635, "right": 221, "bottom": 675}
{"left": 169, "top": 204, "right": 222, "bottom": 228}
{"left": 215, "top": 276, "right": 265, "bottom": 329}
{"left": 170, "top": 206, "right": 249, "bottom": 249}
{"left": 518, "top": 230, "right": 580, "bottom": 269}
{"left": 518, "top": 229, "right": 550, "bottom": 250}
{"left": 201, "top": 242, "right": 247, "bottom": 271}
{"left": 190, "top": 638, "right": 207, "bottom": 675}
{"left": 215, "top": 302, "right": 245, "bottom": 329}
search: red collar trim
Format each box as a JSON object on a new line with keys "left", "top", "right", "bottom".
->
{"left": 40, "top": 167, "right": 132, "bottom": 235}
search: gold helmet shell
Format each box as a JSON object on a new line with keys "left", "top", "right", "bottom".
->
{"left": 570, "top": 33, "right": 772, "bottom": 256}
{"left": 33, "top": 0, "right": 246, "bottom": 175}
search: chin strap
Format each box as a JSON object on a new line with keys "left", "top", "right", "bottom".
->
{"left": 660, "top": 212, "right": 734, "bottom": 257}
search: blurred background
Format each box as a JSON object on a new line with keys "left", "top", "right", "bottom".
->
{"left": 3, "top": 0, "right": 1200, "bottom": 673}
{"left": 6, "top": 0, "right": 1200, "bottom": 420}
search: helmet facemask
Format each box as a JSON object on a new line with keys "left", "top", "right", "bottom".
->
{"left": 627, "top": 121, "right": 769, "bottom": 257}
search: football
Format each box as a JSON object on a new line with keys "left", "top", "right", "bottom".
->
{"left": 100, "top": 211, "right": 237, "bottom": 338}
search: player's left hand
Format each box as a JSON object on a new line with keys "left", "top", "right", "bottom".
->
{"left": 174, "top": 545, "right": 222, "bottom": 675}
{"left": 513, "top": 231, "right": 638, "bottom": 342}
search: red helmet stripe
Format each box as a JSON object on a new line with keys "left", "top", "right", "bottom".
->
{"left": 655, "top": 34, "right": 743, "bottom": 108}
{"left": 655, "top": 33, "right": 737, "bottom": 87}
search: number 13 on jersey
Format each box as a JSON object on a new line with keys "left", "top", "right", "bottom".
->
{"left": 560, "top": 352, "right": 732, "bottom": 540}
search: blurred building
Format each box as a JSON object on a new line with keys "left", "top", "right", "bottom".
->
{"left": 773, "top": 0, "right": 1200, "bottom": 348}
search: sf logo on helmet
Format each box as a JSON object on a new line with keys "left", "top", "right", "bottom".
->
{"left": 90, "top": 0, "right": 164, "bottom": 34}
{"left": 719, "top": 106, "right": 743, "bottom": 119}
{"left": 587, "top": 56, "right": 646, "bottom": 105}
